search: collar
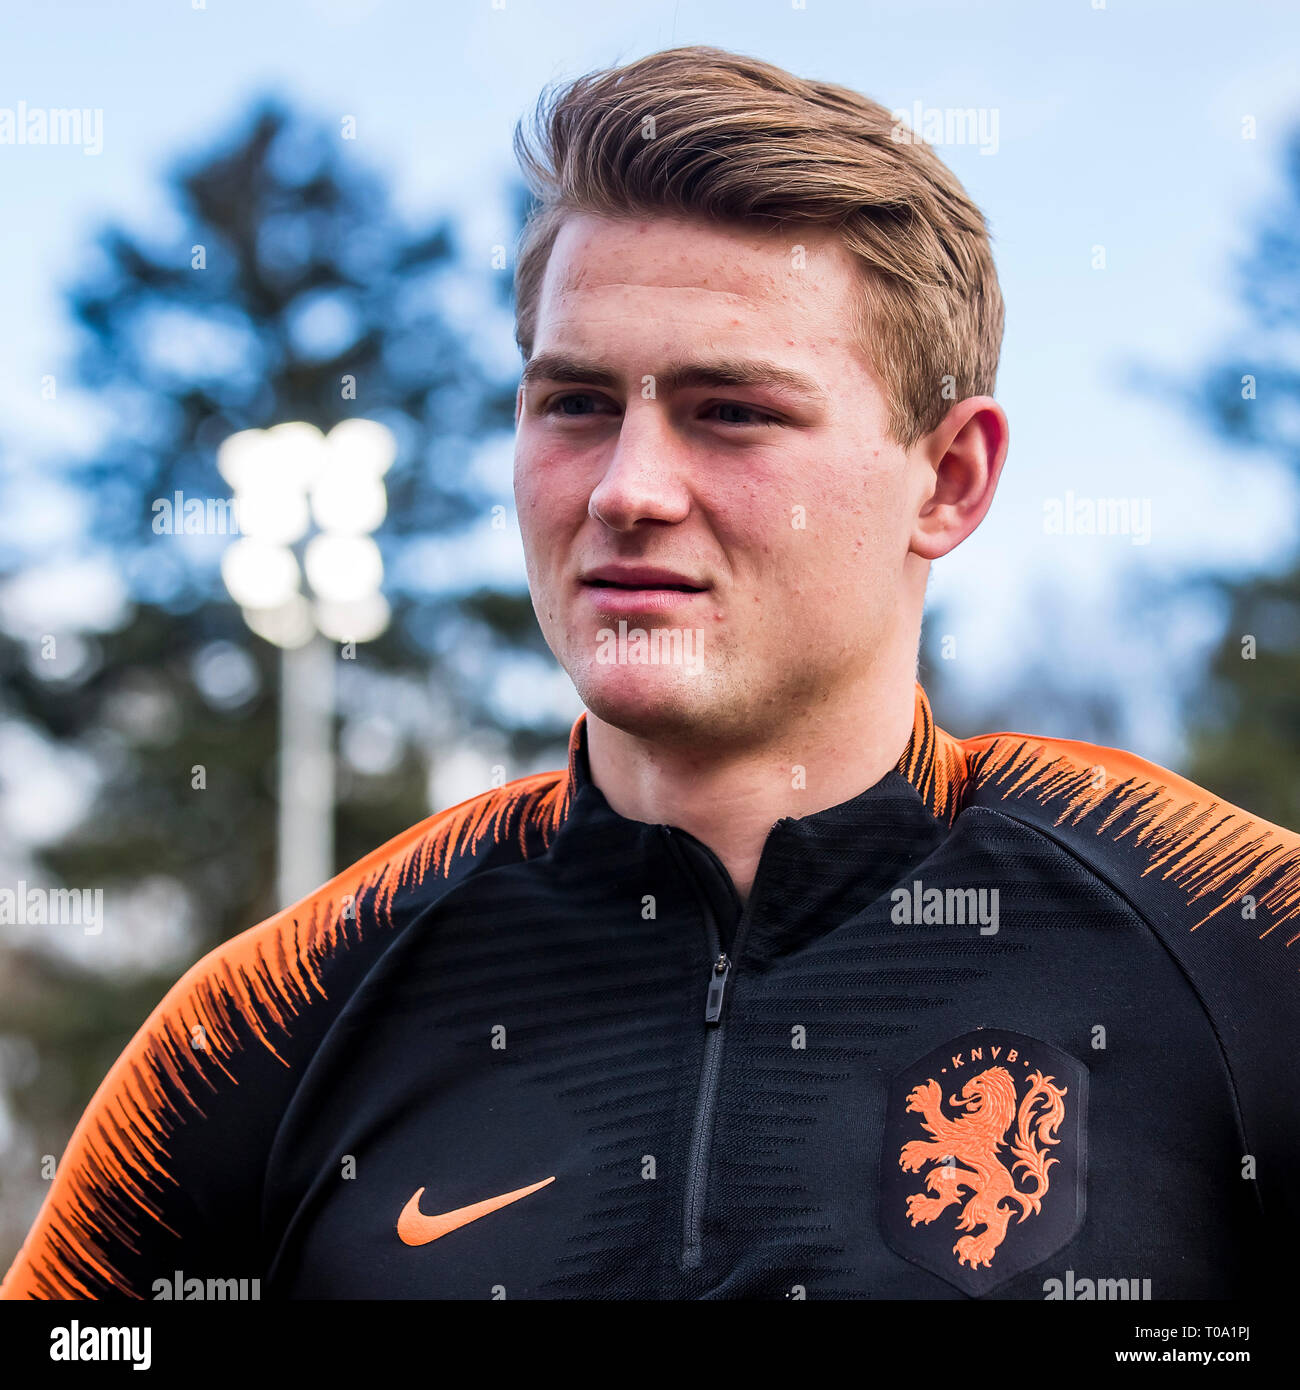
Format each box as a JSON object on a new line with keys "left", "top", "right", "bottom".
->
{"left": 559, "top": 680, "right": 969, "bottom": 827}
{"left": 549, "top": 682, "right": 970, "bottom": 959}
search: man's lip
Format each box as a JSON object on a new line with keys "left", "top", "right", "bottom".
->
{"left": 581, "top": 565, "right": 708, "bottom": 590}
{"left": 584, "top": 581, "right": 706, "bottom": 592}
{"left": 580, "top": 585, "right": 707, "bottom": 614}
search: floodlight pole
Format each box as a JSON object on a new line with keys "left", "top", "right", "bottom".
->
{"left": 277, "top": 633, "right": 335, "bottom": 908}
{"left": 219, "top": 418, "right": 394, "bottom": 911}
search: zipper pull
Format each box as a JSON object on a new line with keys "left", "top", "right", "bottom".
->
{"left": 704, "top": 953, "right": 731, "bottom": 1024}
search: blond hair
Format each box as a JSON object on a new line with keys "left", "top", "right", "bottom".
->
{"left": 512, "top": 46, "right": 1004, "bottom": 449}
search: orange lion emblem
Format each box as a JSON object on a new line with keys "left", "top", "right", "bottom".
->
{"left": 897, "top": 1065, "right": 1067, "bottom": 1270}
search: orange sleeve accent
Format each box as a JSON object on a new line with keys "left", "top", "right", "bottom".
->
{"left": 960, "top": 728, "right": 1300, "bottom": 940}
{"left": 895, "top": 681, "right": 972, "bottom": 826}
{"left": 0, "top": 766, "right": 572, "bottom": 1299}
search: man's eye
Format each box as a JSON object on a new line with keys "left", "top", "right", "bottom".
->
{"left": 708, "top": 402, "right": 780, "bottom": 427}
{"left": 541, "top": 394, "right": 780, "bottom": 427}
{"left": 545, "top": 393, "right": 610, "bottom": 417}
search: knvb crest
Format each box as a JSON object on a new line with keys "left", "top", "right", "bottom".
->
{"left": 879, "top": 1029, "right": 1087, "bottom": 1296}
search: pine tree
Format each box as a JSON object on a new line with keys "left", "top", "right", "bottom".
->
{"left": 0, "top": 101, "right": 559, "bottom": 1262}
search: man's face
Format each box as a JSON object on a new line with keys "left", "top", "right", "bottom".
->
{"left": 513, "top": 212, "right": 934, "bottom": 747}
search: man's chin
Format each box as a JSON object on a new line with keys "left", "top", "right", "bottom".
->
{"left": 574, "top": 665, "right": 717, "bottom": 741}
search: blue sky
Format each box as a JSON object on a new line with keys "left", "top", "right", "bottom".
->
{"left": 2, "top": 0, "right": 1299, "bottom": 763}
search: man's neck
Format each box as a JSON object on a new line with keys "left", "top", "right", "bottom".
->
{"left": 583, "top": 668, "right": 919, "bottom": 905}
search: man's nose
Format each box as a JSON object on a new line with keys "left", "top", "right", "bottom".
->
{"left": 588, "top": 407, "right": 692, "bottom": 531}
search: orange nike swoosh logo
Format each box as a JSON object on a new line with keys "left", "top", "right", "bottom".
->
{"left": 396, "top": 1176, "right": 555, "bottom": 1246}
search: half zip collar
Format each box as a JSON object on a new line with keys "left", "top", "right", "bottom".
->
{"left": 548, "top": 681, "right": 967, "bottom": 964}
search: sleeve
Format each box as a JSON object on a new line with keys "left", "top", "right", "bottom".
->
{"left": 964, "top": 728, "right": 1300, "bottom": 1236}
{"left": 0, "top": 771, "right": 570, "bottom": 1299}
{"left": 0, "top": 832, "right": 424, "bottom": 1299}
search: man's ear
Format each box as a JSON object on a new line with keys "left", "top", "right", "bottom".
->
{"left": 910, "top": 396, "right": 1009, "bottom": 562}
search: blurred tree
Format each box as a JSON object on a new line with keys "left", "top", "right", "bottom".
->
{"left": 925, "top": 125, "right": 1300, "bottom": 800}
{"left": 918, "top": 586, "right": 1128, "bottom": 748}
{"left": 1173, "top": 126, "right": 1300, "bottom": 828}
{"left": 0, "top": 101, "right": 562, "bottom": 1259}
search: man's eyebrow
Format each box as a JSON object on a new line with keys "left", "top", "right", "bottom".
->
{"left": 520, "top": 353, "right": 827, "bottom": 402}
{"left": 520, "top": 353, "right": 621, "bottom": 392}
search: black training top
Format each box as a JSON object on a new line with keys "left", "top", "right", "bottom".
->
{"left": 3, "top": 682, "right": 1297, "bottom": 1300}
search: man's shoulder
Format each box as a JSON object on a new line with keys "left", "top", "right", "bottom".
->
{"left": 205, "top": 765, "right": 570, "bottom": 990}
{"left": 0, "top": 769, "right": 573, "bottom": 1300}
{"left": 948, "top": 721, "right": 1300, "bottom": 965}
{"left": 139, "top": 765, "right": 574, "bottom": 1077}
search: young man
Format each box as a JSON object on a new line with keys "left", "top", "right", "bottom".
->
{"left": 4, "top": 46, "right": 1296, "bottom": 1302}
